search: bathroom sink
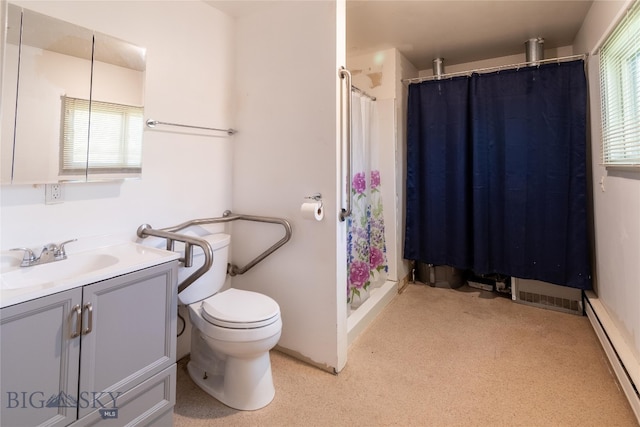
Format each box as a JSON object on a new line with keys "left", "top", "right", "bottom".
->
{"left": 0, "top": 253, "right": 119, "bottom": 290}
{"left": 0, "top": 241, "right": 180, "bottom": 308}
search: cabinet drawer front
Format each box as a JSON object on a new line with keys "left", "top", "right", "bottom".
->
{"left": 78, "top": 262, "right": 177, "bottom": 418}
{"left": 73, "top": 364, "right": 176, "bottom": 427}
{"left": 1, "top": 288, "right": 82, "bottom": 427}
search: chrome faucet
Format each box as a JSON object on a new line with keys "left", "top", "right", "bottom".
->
{"left": 10, "top": 239, "right": 77, "bottom": 267}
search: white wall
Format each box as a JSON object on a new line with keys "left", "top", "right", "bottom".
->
{"left": 573, "top": 0, "right": 640, "bottom": 368}
{"left": 349, "top": 48, "right": 396, "bottom": 100}
{"left": 227, "top": 1, "right": 347, "bottom": 372}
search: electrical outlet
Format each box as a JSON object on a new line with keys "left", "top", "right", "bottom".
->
{"left": 45, "top": 184, "right": 63, "bottom": 204}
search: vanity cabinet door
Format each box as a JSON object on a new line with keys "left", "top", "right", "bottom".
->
{"left": 77, "top": 262, "right": 177, "bottom": 419}
{"left": 0, "top": 288, "right": 82, "bottom": 427}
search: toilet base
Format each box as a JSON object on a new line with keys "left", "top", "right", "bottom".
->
{"left": 187, "top": 352, "right": 276, "bottom": 411}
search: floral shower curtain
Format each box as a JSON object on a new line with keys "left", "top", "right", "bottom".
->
{"left": 347, "top": 91, "right": 388, "bottom": 308}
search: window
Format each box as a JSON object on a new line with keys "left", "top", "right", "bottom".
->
{"left": 600, "top": 0, "right": 640, "bottom": 167}
{"left": 61, "top": 97, "right": 143, "bottom": 176}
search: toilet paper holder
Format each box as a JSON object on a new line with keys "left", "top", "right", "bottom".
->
{"left": 304, "top": 193, "right": 323, "bottom": 207}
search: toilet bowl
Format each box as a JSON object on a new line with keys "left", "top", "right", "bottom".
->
{"left": 178, "top": 233, "right": 282, "bottom": 410}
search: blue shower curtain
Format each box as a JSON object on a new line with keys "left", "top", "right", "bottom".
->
{"left": 405, "top": 76, "right": 473, "bottom": 270}
{"left": 405, "top": 60, "right": 590, "bottom": 290}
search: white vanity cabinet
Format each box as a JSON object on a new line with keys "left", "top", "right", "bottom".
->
{"left": 0, "top": 261, "right": 178, "bottom": 427}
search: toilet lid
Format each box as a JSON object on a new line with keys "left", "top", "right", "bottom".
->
{"left": 201, "top": 288, "right": 280, "bottom": 329}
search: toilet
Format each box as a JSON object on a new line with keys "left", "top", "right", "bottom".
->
{"left": 178, "top": 233, "right": 282, "bottom": 411}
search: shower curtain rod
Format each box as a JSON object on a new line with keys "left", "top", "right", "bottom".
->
{"left": 352, "top": 85, "right": 376, "bottom": 101}
{"left": 401, "top": 53, "right": 588, "bottom": 85}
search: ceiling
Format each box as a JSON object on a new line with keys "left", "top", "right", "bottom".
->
{"left": 207, "top": 1, "right": 595, "bottom": 71}
{"left": 347, "top": 1, "right": 594, "bottom": 70}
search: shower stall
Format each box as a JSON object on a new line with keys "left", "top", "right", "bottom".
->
{"left": 342, "top": 79, "right": 396, "bottom": 345}
{"left": 343, "top": 48, "right": 416, "bottom": 345}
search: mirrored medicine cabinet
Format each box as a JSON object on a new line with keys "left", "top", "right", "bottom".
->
{"left": 1, "top": 3, "right": 147, "bottom": 185}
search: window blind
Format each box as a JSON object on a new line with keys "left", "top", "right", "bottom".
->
{"left": 61, "top": 97, "right": 143, "bottom": 174}
{"left": 600, "top": 0, "right": 640, "bottom": 167}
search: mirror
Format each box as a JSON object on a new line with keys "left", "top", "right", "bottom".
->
{"left": 1, "top": 4, "right": 22, "bottom": 183}
{"left": 87, "top": 32, "right": 145, "bottom": 181}
{"left": 12, "top": 6, "right": 93, "bottom": 184}
{"left": 1, "top": 4, "right": 146, "bottom": 184}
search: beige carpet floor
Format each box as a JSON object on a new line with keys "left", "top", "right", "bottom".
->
{"left": 174, "top": 283, "right": 638, "bottom": 427}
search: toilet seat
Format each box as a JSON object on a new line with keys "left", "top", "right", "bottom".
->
{"left": 201, "top": 288, "right": 280, "bottom": 329}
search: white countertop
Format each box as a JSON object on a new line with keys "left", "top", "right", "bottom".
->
{"left": 0, "top": 240, "right": 179, "bottom": 309}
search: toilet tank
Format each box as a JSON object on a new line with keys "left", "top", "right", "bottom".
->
{"left": 177, "top": 233, "right": 231, "bottom": 305}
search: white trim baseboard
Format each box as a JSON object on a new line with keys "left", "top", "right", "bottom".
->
{"left": 584, "top": 291, "right": 640, "bottom": 423}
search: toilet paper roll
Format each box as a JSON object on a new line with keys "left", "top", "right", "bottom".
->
{"left": 300, "top": 201, "right": 324, "bottom": 221}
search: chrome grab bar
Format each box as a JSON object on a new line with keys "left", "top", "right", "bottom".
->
{"left": 339, "top": 67, "right": 352, "bottom": 222}
{"left": 136, "top": 224, "right": 214, "bottom": 293}
{"left": 136, "top": 211, "right": 292, "bottom": 293}
{"left": 163, "top": 210, "right": 292, "bottom": 276}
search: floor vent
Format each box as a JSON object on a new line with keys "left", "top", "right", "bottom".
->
{"left": 517, "top": 290, "right": 582, "bottom": 315}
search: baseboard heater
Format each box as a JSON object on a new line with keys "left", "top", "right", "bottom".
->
{"left": 512, "top": 278, "right": 583, "bottom": 315}
{"left": 584, "top": 291, "right": 640, "bottom": 423}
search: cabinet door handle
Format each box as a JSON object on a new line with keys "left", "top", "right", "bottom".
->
{"left": 82, "top": 302, "right": 93, "bottom": 335}
{"left": 70, "top": 304, "right": 82, "bottom": 338}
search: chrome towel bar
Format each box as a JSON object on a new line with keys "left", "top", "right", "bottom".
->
{"left": 146, "top": 119, "right": 237, "bottom": 135}
{"left": 137, "top": 211, "right": 292, "bottom": 293}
